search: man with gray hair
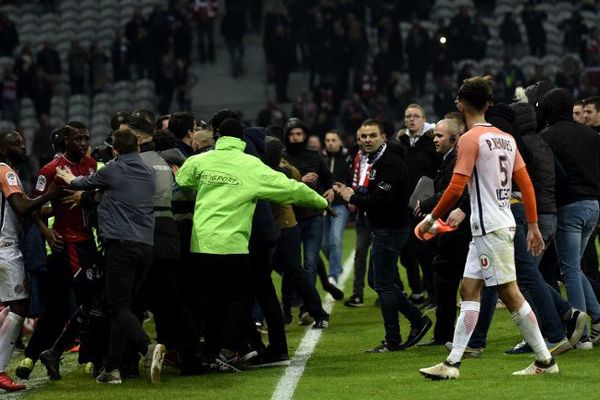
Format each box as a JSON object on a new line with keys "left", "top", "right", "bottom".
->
{"left": 415, "top": 119, "right": 471, "bottom": 346}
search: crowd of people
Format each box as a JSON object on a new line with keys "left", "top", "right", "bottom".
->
{"left": 0, "top": 74, "right": 598, "bottom": 391}
{"left": 0, "top": 0, "right": 600, "bottom": 394}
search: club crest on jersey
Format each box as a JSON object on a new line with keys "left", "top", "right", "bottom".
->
{"left": 6, "top": 171, "right": 18, "bottom": 186}
{"left": 480, "top": 254, "right": 491, "bottom": 270}
{"left": 36, "top": 175, "right": 47, "bottom": 191}
{"left": 368, "top": 170, "right": 376, "bottom": 180}
{"left": 14, "top": 282, "right": 26, "bottom": 295}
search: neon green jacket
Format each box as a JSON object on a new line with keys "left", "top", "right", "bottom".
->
{"left": 176, "top": 136, "right": 328, "bottom": 254}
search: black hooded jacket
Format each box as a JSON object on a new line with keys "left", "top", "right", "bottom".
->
{"left": 539, "top": 88, "right": 600, "bottom": 206}
{"left": 511, "top": 102, "right": 556, "bottom": 214}
{"left": 348, "top": 143, "right": 409, "bottom": 229}
{"left": 283, "top": 120, "right": 333, "bottom": 220}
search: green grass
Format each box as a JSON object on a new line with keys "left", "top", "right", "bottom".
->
{"left": 12, "top": 229, "right": 600, "bottom": 399}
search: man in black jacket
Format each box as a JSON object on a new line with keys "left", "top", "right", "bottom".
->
{"left": 540, "top": 88, "right": 600, "bottom": 345}
{"left": 334, "top": 119, "right": 431, "bottom": 352}
{"left": 393, "top": 104, "right": 440, "bottom": 307}
{"left": 417, "top": 119, "right": 471, "bottom": 346}
{"left": 283, "top": 118, "right": 334, "bottom": 289}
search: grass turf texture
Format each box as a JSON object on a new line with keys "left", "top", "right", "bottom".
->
{"left": 9, "top": 229, "right": 600, "bottom": 400}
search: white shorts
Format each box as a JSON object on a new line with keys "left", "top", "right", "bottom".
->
{"left": 463, "top": 227, "right": 516, "bottom": 287}
{"left": 0, "top": 246, "right": 28, "bottom": 302}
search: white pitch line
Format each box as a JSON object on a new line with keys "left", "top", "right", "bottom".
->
{"left": 271, "top": 250, "right": 355, "bottom": 400}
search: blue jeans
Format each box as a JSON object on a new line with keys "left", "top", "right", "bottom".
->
{"left": 322, "top": 205, "right": 349, "bottom": 281}
{"left": 555, "top": 200, "right": 600, "bottom": 322}
{"left": 371, "top": 228, "right": 423, "bottom": 345}
{"left": 298, "top": 215, "right": 324, "bottom": 286}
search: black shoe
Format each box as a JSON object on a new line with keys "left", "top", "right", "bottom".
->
{"left": 403, "top": 316, "right": 433, "bottom": 348}
{"left": 298, "top": 311, "right": 314, "bottom": 326}
{"left": 323, "top": 283, "right": 344, "bottom": 300}
{"left": 366, "top": 340, "right": 405, "bottom": 353}
{"left": 565, "top": 308, "right": 588, "bottom": 347}
{"left": 247, "top": 353, "right": 290, "bottom": 369}
{"left": 283, "top": 311, "right": 293, "bottom": 325}
{"left": 344, "top": 296, "right": 364, "bottom": 307}
{"left": 312, "top": 319, "right": 329, "bottom": 329}
{"left": 214, "top": 351, "right": 244, "bottom": 373}
{"left": 417, "top": 339, "right": 445, "bottom": 347}
{"left": 39, "top": 349, "right": 62, "bottom": 380}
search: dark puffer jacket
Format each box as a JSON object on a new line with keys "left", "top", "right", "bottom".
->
{"left": 510, "top": 102, "right": 556, "bottom": 214}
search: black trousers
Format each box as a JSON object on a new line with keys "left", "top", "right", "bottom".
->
{"left": 25, "top": 240, "right": 100, "bottom": 361}
{"left": 400, "top": 216, "right": 436, "bottom": 299}
{"left": 273, "top": 225, "right": 328, "bottom": 321}
{"left": 104, "top": 240, "right": 153, "bottom": 371}
{"left": 192, "top": 253, "right": 252, "bottom": 357}
{"left": 246, "top": 243, "right": 288, "bottom": 357}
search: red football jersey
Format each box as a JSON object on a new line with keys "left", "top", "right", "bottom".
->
{"left": 36, "top": 155, "right": 97, "bottom": 242}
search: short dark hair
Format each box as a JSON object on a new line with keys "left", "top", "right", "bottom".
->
{"left": 131, "top": 109, "right": 156, "bottom": 125}
{"left": 156, "top": 114, "right": 171, "bottom": 130}
{"left": 218, "top": 118, "right": 244, "bottom": 139}
{"left": 0, "top": 129, "right": 20, "bottom": 148}
{"left": 111, "top": 111, "right": 130, "bottom": 131}
{"left": 153, "top": 130, "right": 177, "bottom": 151}
{"left": 61, "top": 124, "right": 81, "bottom": 139}
{"left": 458, "top": 75, "right": 494, "bottom": 112}
{"left": 210, "top": 109, "right": 239, "bottom": 132}
{"left": 112, "top": 128, "right": 138, "bottom": 154}
{"left": 51, "top": 127, "right": 65, "bottom": 152}
{"left": 360, "top": 119, "right": 384, "bottom": 135}
{"left": 65, "top": 120, "right": 88, "bottom": 132}
{"left": 125, "top": 115, "right": 154, "bottom": 136}
{"left": 583, "top": 96, "right": 600, "bottom": 111}
{"left": 168, "top": 112, "right": 196, "bottom": 139}
{"left": 574, "top": 99, "right": 584, "bottom": 107}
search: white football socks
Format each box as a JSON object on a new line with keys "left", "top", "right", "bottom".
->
{"left": 512, "top": 301, "right": 552, "bottom": 362}
{"left": 0, "top": 311, "right": 23, "bottom": 372}
{"left": 447, "top": 301, "right": 481, "bottom": 365}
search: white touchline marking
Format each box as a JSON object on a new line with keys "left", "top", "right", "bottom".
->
{"left": 271, "top": 250, "right": 355, "bottom": 400}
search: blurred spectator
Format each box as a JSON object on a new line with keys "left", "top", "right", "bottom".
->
{"left": 172, "top": 16, "right": 192, "bottom": 66}
{"left": 221, "top": 6, "right": 247, "bottom": 77}
{"left": 13, "top": 45, "right": 35, "bottom": 98}
{"left": 155, "top": 54, "right": 175, "bottom": 114}
{"left": 358, "top": 64, "right": 377, "bottom": 105}
{"left": 433, "top": 77, "right": 455, "bottom": 119}
{"left": 88, "top": 44, "right": 109, "bottom": 94}
{"left": 0, "top": 13, "right": 18, "bottom": 56}
{"left": 346, "top": 15, "right": 369, "bottom": 90}
{"left": 36, "top": 42, "right": 61, "bottom": 82}
{"left": 111, "top": 31, "right": 130, "bottom": 81}
{"left": 174, "top": 58, "right": 192, "bottom": 112}
{"left": 406, "top": 19, "right": 431, "bottom": 96}
{"left": 376, "top": 16, "right": 403, "bottom": 72}
{"left": 496, "top": 56, "right": 526, "bottom": 102}
{"left": 191, "top": 0, "right": 218, "bottom": 64}
{"left": 472, "top": 14, "right": 491, "bottom": 60}
{"left": 448, "top": 7, "right": 474, "bottom": 61}
{"left": 305, "top": 12, "right": 327, "bottom": 90}
{"left": 125, "top": 8, "right": 149, "bottom": 78}
{"left": 1, "top": 65, "right": 19, "bottom": 124}
{"left": 373, "top": 41, "right": 396, "bottom": 99}
{"left": 31, "top": 114, "right": 54, "bottom": 170}
{"left": 291, "top": 90, "right": 317, "bottom": 128}
{"left": 585, "top": 27, "right": 600, "bottom": 67}
{"left": 560, "top": 12, "right": 589, "bottom": 55}
{"left": 521, "top": 3, "right": 547, "bottom": 57}
{"left": 29, "top": 67, "right": 52, "bottom": 118}
{"left": 528, "top": 64, "right": 547, "bottom": 86}
{"left": 68, "top": 41, "right": 87, "bottom": 94}
{"left": 499, "top": 12, "right": 522, "bottom": 59}
{"left": 265, "top": 24, "right": 295, "bottom": 103}
{"left": 256, "top": 98, "right": 287, "bottom": 128}
{"left": 306, "top": 134, "right": 322, "bottom": 152}
{"left": 340, "top": 93, "right": 368, "bottom": 137}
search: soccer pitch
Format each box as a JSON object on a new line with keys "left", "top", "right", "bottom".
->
{"left": 11, "top": 229, "right": 600, "bottom": 400}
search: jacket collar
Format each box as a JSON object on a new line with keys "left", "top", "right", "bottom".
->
{"left": 215, "top": 136, "right": 247, "bottom": 151}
